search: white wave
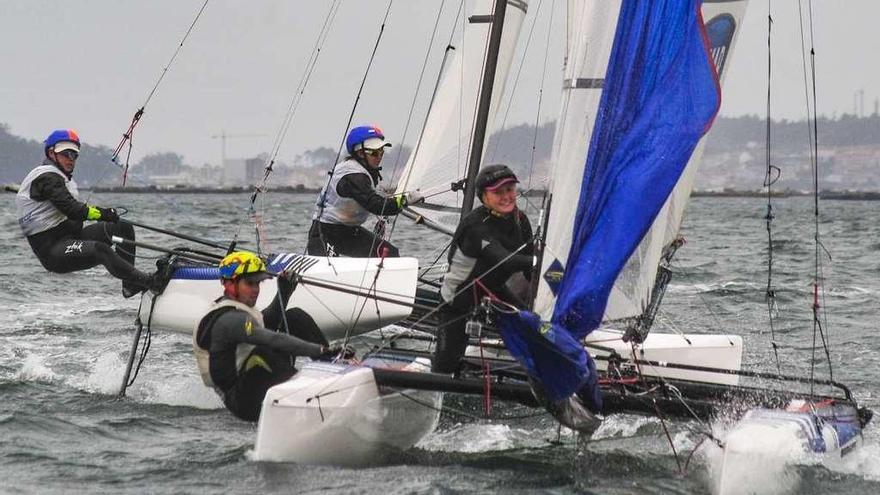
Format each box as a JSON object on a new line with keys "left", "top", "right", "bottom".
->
{"left": 13, "top": 352, "right": 57, "bottom": 382}
{"left": 591, "top": 414, "right": 657, "bottom": 440}
{"left": 417, "top": 422, "right": 553, "bottom": 453}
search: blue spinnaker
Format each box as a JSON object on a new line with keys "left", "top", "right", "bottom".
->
{"left": 499, "top": 0, "right": 720, "bottom": 403}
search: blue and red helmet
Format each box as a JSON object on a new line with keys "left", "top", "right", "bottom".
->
{"left": 44, "top": 129, "right": 81, "bottom": 155}
{"left": 345, "top": 125, "right": 391, "bottom": 154}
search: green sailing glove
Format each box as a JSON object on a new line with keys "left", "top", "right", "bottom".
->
{"left": 87, "top": 205, "right": 120, "bottom": 223}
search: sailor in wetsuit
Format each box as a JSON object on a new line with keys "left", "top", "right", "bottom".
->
{"left": 193, "top": 251, "right": 347, "bottom": 421}
{"left": 307, "top": 125, "right": 423, "bottom": 258}
{"left": 433, "top": 164, "right": 535, "bottom": 374}
{"left": 15, "top": 129, "right": 159, "bottom": 298}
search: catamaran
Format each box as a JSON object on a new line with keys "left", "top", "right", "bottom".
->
{"left": 119, "top": 0, "right": 870, "bottom": 478}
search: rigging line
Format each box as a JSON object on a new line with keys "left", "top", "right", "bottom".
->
{"left": 486, "top": 0, "right": 548, "bottom": 163}
{"left": 229, "top": 0, "right": 344, "bottom": 253}
{"left": 802, "top": 0, "right": 835, "bottom": 392}
{"left": 266, "top": 0, "right": 342, "bottom": 166}
{"left": 344, "top": 3, "right": 457, "bottom": 342}
{"left": 457, "top": 0, "right": 468, "bottom": 202}
{"left": 807, "top": 1, "right": 834, "bottom": 383}
{"left": 311, "top": 0, "right": 395, "bottom": 267}
{"left": 387, "top": 0, "right": 449, "bottom": 186}
{"left": 378, "top": 237, "right": 539, "bottom": 350}
{"left": 526, "top": 0, "right": 556, "bottom": 194}
{"left": 379, "top": 0, "right": 450, "bottom": 249}
{"left": 764, "top": 1, "right": 782, "bottom": 374}
{"left": 796, "top": 1, "right": 815, "bottom": 149}
{"left": 110, "top": 0, "right": 212, "bottom": 185}
{"left": 623, "top": 354, "right": 717, "bottom": 469}
{"left": 392, "top": 0, "right": 466, "bottom": 198}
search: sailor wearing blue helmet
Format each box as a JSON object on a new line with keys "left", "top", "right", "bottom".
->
{"left": 15, "top": 129, "right": 164, "bottom": 297}
{"left": 307, "top": 125, "right": 423, "bottom": 258}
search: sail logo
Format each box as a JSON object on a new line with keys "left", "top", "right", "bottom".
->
{"left": 705, "top": 14, "right": 737, "bottom": 78}
{"left": 543, "top": 259, "right": 565, "bottom": 296}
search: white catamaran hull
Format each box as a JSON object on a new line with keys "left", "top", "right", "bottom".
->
{"left": 474, "top": 328, "right": 743, "bottom": 386}
{"left": 253, "top": 357, "right": 442, "bottom": 465}
{"left": 140, "top": 253, "right": 419, "bottom": 341}
{"left": 586, "top": 328, "right": 743, "bottom": 386}
{"left": 714, "top": 401, "right": 863, "bottom": 495}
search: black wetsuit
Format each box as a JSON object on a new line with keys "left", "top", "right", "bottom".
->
{"left": 195, "top": 277, "right": 328, "bottom": 421}
{"left": 433, "top": 206, "right": 534, "bottom": 373}
{"left": 21, "top": 165, "right": 151, "bottom": 293}
{"left": 308, "top": 159, "right": 402, "bottom": 258}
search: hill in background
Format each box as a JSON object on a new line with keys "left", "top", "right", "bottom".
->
{"left": 3, "top": 114, "right": 879, "bottom": 191}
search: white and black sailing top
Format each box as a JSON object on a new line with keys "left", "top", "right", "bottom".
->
{"left": 192, "top": 278, "right": 324, "bottom": 393}
{"left": 312, "top": 158, "right": 404, "bottom": 226}
{"left": 441, "top": 205, "right": 535, "bottom": 312}
{"left": 15, "top": 160, "right": 85, "bottom": 237}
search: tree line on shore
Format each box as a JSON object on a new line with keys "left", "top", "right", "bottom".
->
{"left": 4, "top": 113, "right": 880, "bottom": 187}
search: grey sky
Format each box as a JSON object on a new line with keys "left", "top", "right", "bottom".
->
{"left": 2, "top": 0, "right": 877, "bottom": 169}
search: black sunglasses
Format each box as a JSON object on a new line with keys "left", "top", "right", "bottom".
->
{"left": 58, "top": 149, "right": 79, "bottom": 160}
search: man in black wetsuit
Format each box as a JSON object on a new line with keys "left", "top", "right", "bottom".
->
{"left": 432, "top": 164, "right": 535, "bottom": 374}
{"left": 193, "top": 251, "right": 346, "bottom": 421}
{"left": 15, "top": 129, "right": 159, "bottom": 298}
{"left": 307, "top": 125, "right": 423, "bottom": 258}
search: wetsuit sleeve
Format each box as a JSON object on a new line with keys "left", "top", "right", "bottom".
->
{"left": 211, "top": 310, "right": 324, "bottom": 358}
{"left": 261, "top": 276, "right": 295, "bottom": 329}
{"left": 29, "top": 172, "right": 89, "bottom": 220}
{"left": 459, "top": 221, "right": 532, "bottom": 272}
{"left": 336, "top": 174, "right": 403, "bottom": 216}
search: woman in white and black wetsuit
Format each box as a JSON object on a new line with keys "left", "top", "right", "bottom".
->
{"left": 15, "top": 129, "right": 158, "bottom": 298}
{"left": 194, "top": 252, "right": 347, "bottom": 422}
{"left": 433, "top": 164, "right": 534, "bottom": 374}
{"left": 307, "top": 125, "right": 422, "bottom": 258}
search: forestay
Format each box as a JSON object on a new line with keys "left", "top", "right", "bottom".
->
{"left": 394, "top": 0, "right": 528, "bottom": 230}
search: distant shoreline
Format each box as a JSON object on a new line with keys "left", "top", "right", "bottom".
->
{"left": 85, "top": 185, "right": 322, "bottom": 194}
{"left": 691, "top": 190, "right": 880, "bottom": 200}
{"left": 78, "top": 185, "right": 880, "bottom": 200}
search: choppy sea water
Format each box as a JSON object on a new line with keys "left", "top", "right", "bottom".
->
{"left": 1, "top": 192, "right": 878, "bottom": 494}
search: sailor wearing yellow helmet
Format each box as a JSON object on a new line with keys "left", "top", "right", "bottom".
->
{"left": 193, "top": 251, "right": 348, "bottom": 421}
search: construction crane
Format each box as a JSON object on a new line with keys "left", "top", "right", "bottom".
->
{"left": 210, "top": 130, "right": 266, "bottom": 166}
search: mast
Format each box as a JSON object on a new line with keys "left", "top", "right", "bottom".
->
{"left": 459, "top": 0, "right": 508, "bottom": 219}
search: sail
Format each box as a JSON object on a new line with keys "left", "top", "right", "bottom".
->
{"left": 500, "top": 0, "right": 729, "bottom": 402}
{"left": 534, "top": 0, "right": 748, "bottom": 323}
{"left": 394, "top": 0, "right": 529, "bottom": 230}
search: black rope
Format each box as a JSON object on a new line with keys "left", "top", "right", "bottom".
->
{"left": 382, "top": 0, "right": 450, "bottom": 256}
{"left": 763, "top": 3, "right": 782, "bottom": 374}
{"left": 230, "top": 0, "right": 343, "bottom": 255}
{"left": 487, "top": 0, "right": 548, "bottom": 164}
{"left": 110, "top": 0, "right": 211, "bottom": 186}
{"left": 126, "top": 295, "right": 157, "bottom": 388}
{"left": 799, "top": 0, "right": 835, "bottom": 396}
{"left": 313, "top": 0, "right": 396, "bottom": 247}
{"left": 390, "top": 0, "right": 465, "bottom": 211}
{"left": 526, "top": 0, "right": 556, "bottom": 194}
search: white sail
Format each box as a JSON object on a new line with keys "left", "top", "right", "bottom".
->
{"left": 395, "top": 0, "right": 529, "bottom": 230}
{"left": 533, "top": 0, "right": 622, "bottom": 318}
{"left": 535, "top": 0, "right": 750, "bottom": 322}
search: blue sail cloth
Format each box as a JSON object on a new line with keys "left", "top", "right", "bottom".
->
{"left": 499, "top": 0, "right": 720, "bottom": 403}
